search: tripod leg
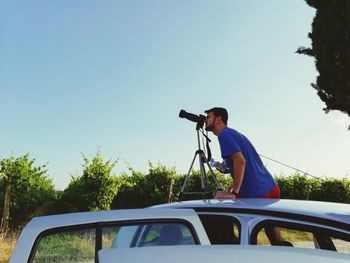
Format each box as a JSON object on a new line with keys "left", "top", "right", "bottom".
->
{"left": 202, "top": 154, "right": 222, "bottom": 191}
{"left": 180, "top": 151, "right": 198, "bottom": 194}
{"left": 198, "top": 154, "right": 207, "bottom": 192}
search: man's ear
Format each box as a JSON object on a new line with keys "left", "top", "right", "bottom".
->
{"left": 215, "top": 116, "right": 222, "bottom": 124}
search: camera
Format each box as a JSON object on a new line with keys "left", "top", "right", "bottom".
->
{"left": 179, "top": 110, "right": 206, "bottom": 127}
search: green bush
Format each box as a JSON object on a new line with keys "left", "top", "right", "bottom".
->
{"left": 0, "top": 154, "right": 57, "bottom": 230}
{"left": 315, "top": 179, "right": 350, "bottom": 203}
{"left": 275, "top": 173, "right": 350, "bottom": 203}
{"left": 276, "top": 174, "right": 311, "bottom": 200}
{"left": 61, "top": 151, "right": 119, "bottom": 211}
{"left": 112, "top": 163, "right": 176, "bottom": 209}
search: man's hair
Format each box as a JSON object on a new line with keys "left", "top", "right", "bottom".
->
{"left": 205, "top": 107, "right": 228, "bottom": 124}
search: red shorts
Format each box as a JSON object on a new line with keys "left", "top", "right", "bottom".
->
{"left": 263, "top": 185, "right": 281, "bottom": 198}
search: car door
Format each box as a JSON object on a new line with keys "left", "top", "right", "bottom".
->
{"left": 10, "top": 208, "right": 210, "bottom": 263}
{"left": 98, "top": 245, "right": 350, "bottom": 263}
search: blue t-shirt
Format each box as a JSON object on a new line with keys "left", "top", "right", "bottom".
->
{"left": 218, "top": 127, "right": 276, "bottom": 197}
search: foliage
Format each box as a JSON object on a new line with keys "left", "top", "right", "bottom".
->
{"left": 1, "top": 154, "right": 350, "bottom": 232}
{"left": 297, "top": 0, "right": 350, "bottom": 128}
{"left": 112, "top": 162, "right": 176, "bottom": 209}
{"left": 0, "top": 154, "right": 56, "bottom": 229}
{"left": 275, "top": 173, "right": 350, "bottom": 203}
{"left": 61, "top": 151, "right": 119, "bottom": 211}
{"left": 275, "top": 174, "right": 311, "bottom": 200}
{"left": 311, "top": 178, "right": 350, "bottom": 203}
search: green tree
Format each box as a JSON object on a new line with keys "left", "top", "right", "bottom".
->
{"left": 62, "top": 151, "right": 119, "bottom": 211}
{"left": 297, "top": 0, "right": 350, "bottom": 129}
{"left": 0, "top": 154, "right": 56, "bottom": 231}
{"left": 112, "top": 162, "right": 176, "bottom": 209}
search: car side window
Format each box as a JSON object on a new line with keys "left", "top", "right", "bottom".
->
{"left": 140, "top": 223, "right": 195, "bottom": 246}
{"left": 331, "top": 237, "right": 350, "bottom": 254}
{"left": 32, "top": 228, "right": 96, "bottom": 263}
{"left": 252, "top": 221, "right": 350, "bottom": 254}
{"left": 31, "top": 221, "right": 197, "bottom": 263}
{"left": 102, "top": 225, "right": 138, "bottom": 248}
{"left": 102, "top": 222, "right": 196, "bottom": 248}
{"left": 199, "top": 214, "right": 240, "bottom": 244}
{"left": 256, "top": 226, "right": 314, "bottom": 248}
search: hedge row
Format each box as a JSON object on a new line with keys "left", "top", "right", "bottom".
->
{"left": 2, "top": 163, "right": 350, "bottom": 230}
{"left": 276, "top": 174, "right": 350, "bottom": 203}
{"left": 60, "top": 167, "right": 350, "bottom": 213}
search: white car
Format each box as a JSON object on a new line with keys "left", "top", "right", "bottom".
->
{"left": 10, "top": 199, "right": 350, "bottom": 262}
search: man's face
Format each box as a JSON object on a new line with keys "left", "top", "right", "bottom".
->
{"left": 205, "top": 112, "right": 216, "bottom": 131}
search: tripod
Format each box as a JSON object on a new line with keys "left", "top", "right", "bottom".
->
{"left": 180, "top": 124, "right": 222, "bottom": 197}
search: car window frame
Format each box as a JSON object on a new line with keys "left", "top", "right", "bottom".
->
{"left": 250, "top": 219, "right": 350, "bottom": 252}
{"left": 197, "top": 213, "right": 242, "bottom": 245}
{"left": 28, "top": 218, "right": 200, "bottom": 263}
{"left": 193, "top": 207, "right": 350, "bottom": 230}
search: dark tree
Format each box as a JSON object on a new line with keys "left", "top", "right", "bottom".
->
{"left": 297, "top": 0, "right": 350, "bottom": 129}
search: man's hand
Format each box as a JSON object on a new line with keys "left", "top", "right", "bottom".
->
{"left": 226, "top": 185, "right": 239, "bottom": 195}
{"left": 214, "top": 190, "right": 236, "bottom": 199}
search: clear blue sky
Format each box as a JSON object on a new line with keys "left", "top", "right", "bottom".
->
{"left": 1, "top": 0, "right": 349, "bottom": 190}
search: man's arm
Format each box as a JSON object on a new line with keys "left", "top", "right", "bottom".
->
{"left": 229, "top": 152, "right": 245, "bottom": 194}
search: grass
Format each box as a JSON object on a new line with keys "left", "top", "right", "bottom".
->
{"left": 33, "top": 230, "right": 95, "bottom": 263}
{"left": 0, "top": 229, "right": 96, "bottom": 263}
{"left": 0, "top": 232, "right": 18, "bottom": 263}
{"left": 257, "top": 228, "right": 313, "bottom": 245}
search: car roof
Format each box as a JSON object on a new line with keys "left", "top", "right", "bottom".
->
{"left": 151, "top": 198, "right": 350, "bottom": 225}
{"left": 23, "top": 208, "right": 199, "bottom": 231}
{"left": 98, "top": 245, "right": 350, "bottom": 263}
